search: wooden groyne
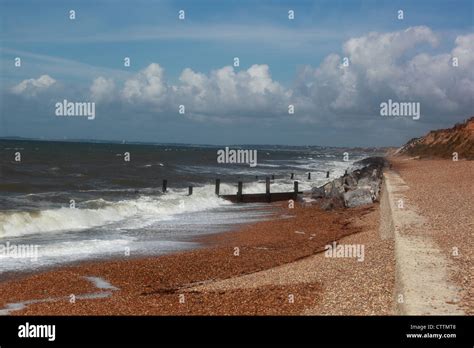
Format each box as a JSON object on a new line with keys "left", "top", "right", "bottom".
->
{"left": 219, "top": 178, "right": 302, "bottom": 203}
{"left": 159, "top": 173, "right": 320, "bottom": 203}
{"left": 219, "top": 191, "right": 300, "bottom": 203}
{"left": 159, "top": 157, "right": 386, "bottom": 206}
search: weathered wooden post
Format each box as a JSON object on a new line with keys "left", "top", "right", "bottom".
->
{"left": 162, "top": 179, "right": 167, "bottom": 193}
{"left": 215, "top": 179, "right": 220, "bottom": 196}
{"left": 326, "top": 171, "right": 330, "bottom": 178}
{"left": 291, "top": 173, "right": 294, "bottom": 179}
{"left": 271, "top": 174, "right": 275, "bottom": 180}
{"left": 308, "top": 172, "right": 311, "bottom": 180}
{"left": 344, "top": 169, "right": 348, "bottom": 176}
{"left": 266, "top": 176, "right": 271, "bottom": 202}
{"left": 294, "top": 181, "right": 299, "bottom": 199}
{"left": 237, "top": 181, "right": 243, "bottom": 202}
{"left": 188, "top": 186, "right": 193, "bottom": 195}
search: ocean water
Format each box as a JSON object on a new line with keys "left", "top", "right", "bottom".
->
{"left": 0, "top": 139, "right": 379, "bottom": 275}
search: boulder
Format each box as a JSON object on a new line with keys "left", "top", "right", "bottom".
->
{"left": 332, "top": 178, "right": 345, "bottom": 194}
{"left": 323, "top": 181, "right": 333, "bottom": 196}
{"left": 353, "top": 156, "right": 388, "bottom": 168}
{"left": 357, "top": 177, "right": 381, "bottom": 201}
{"left": 320, "top": 196, "right": 345, "bottom": 210}
{"left": 343, "top": 173, "right": 358, "bottom": 189}
{"left": 311, "top": 186, "right": 325, "bottom": 199}
{"left": 343, "top": 188, "right": 373, "bottom": 208}
{"left": 370, "top": 178, "right": 381, "bottom": 201}
{"left": 357, "top": 177, "right": 372, "bottom": 189}
{"left": 309, "top": 156, "right": 385, "bottom": 210}
{"left": 351, "top": 169, "right": 362, "bottom": 180}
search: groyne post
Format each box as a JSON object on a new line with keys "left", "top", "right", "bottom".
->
{"left": 215, "top": 179, "right": 220, "bottom": 196}
{"left": 237, "top": 181, "right": 243, "bottom": 202}
{"left": 162, "top": 179, "right": 167, "bottom": 193}
{"left": 188, "top": 186, "right": 193, "bottom": 196}
{"left": 266, "top": 177, "right": 271, "bottom": 202}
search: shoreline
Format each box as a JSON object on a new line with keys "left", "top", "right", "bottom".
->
{"left": 0, "top": 203, "right": 279, "bottom": 284}
{"left": 0, "top": 201, "right": 382, "bottom": 315}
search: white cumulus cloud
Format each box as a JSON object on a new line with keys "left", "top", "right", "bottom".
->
{"left": 90, "top": 76, "right": 115, "bottom": 102}
{"left": 121, "top": 63, "right": 168, "bottom": 105}
{"left": 11, "top": 75, "right": 56, "bottom": 96}
{"left": 47, "top": 26, "right": 474, "bottom": 126}
{"left": 173, "top": 64, "right": 289, "bottom": 118}
{"left": 294, "top": 26, "right": 474, "bottom": 122}
{"left": 115, "top": 63, "right": 290, "bottom": 120}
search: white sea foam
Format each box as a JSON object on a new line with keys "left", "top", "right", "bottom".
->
{"left": 0, "top": 158, "right": 353, "bottom": 239}
{"left": 0, "top": 187, "right": 230, "bottom": 238}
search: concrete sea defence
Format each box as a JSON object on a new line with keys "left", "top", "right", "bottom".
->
{"left": 380, "top": 169, "right": 464, "bottom": 315}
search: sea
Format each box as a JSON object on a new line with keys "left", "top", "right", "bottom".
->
{"left": 0, "top": 139, "right": 381, "bottom": 276}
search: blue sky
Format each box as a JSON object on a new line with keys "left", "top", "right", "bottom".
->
{"left": 1, "top": 0, "right": 473, "bottom": 146}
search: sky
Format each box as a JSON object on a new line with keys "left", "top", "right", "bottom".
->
{"left": 0, "top": 0, "right": 473, "bottom": 146}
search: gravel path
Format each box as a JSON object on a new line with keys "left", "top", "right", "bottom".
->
{"left": 390, "top": 157, "right": 473, "bottom": 314}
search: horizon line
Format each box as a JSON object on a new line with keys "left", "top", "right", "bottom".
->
{"left": 0, "top": 136, "right": 398, "bottom": 149}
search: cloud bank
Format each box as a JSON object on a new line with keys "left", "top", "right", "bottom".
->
{"left": 8, "top": 26, "right": 474, "bottom": 129}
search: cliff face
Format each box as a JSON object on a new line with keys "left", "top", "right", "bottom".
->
{"left": 396, "top": 117, "right": 474, "bottom": 159}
